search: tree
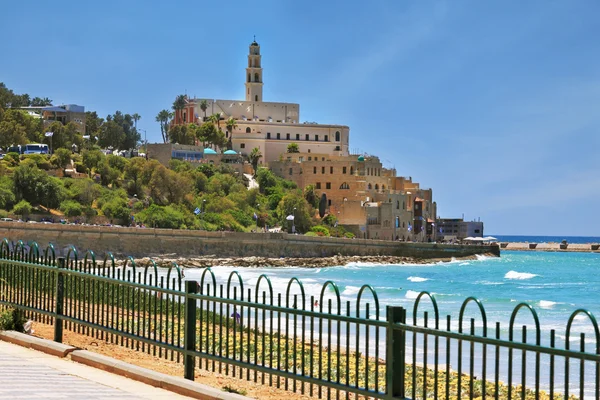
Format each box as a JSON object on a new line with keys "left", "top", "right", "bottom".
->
{"left": 31, "top": 97, "right": 52, "bottom": 106}
{"left": 287, "top": 143, "right": 300, "bottom": 153}
{"left": 136, "top": 204, "right": 185, "bottom": 229}
{"left": 12, "top": 163, "right": 64, "bottom": 208}
{"left": 82, "top": 149, "right": 104, "bottom": 176}
{"left": 248, "top": 147, "right": 262, "bottom": 176}
{"left": 60, "top": 200, "right": 82, "bottom": 217}
{"left": 12, "top": 200, "right": 32, "bottom": 219}
{"left": 199, "top": 99, "right": 208, "bottom": 121}
{"left": 148, "top": 165, "right": 193, "bottom": 205}
{"left": 85, "top": 111, "right": 104, "bottom": 139}
{"left": 197, "top": 122, "right": 216, "bottom": 148}
{"left": 225, "top": 117, "right": 237, "bottom": 150}
{"left": 52, "top": 148, "right": 72, "bottom": 174}
{"left": 208, "top": 113, "right": 222, "bottom": 131}
{"left": 172, "top": 95, "right": 187, "bottom": 124}
{"left": 132, "top": 113, "right": 141, "bottom": 129}
{"left": 303, "top": 184, "right": 319, "bottom": 207}
{"left": 0, "top": 177, "right": 15, "bottom": 210}
{"left": 168, "top": 124, "right": 194, "bottom": 145}
{"left": 276, "top": 191, "right": 312, "bottom": 233}
{"left": 155, "top": 109, "right": 172, "bottom": 143}
{"left": 124, "top": 157, "right": 146, "bottom": 196}
{"left": 97, "top": 120, "right": 125, "bottom": 150}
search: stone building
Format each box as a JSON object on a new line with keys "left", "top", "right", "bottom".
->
{"left": 270, "top": 153, "right": 437, "bottom": 241}
{"left": 16, "top": 104, "right": 86, "bottom": 134}
{"left": 171, "top": 40, "right": 349, "bottom": 163}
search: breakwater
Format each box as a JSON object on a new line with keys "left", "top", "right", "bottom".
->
{"left": 501, "top": 242, "right": 600, "bottom": 252}
{"left": 0, "top": 222, "right": 499, "bottom": 259}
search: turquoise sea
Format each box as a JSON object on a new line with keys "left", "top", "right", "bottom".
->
{"left": 184, "top": 249, "right": 600, "bottom": 396}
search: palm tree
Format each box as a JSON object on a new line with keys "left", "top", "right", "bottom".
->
{"left": 208, "top": 112, "right": 222, "bottom": 131}
{"left": 225, "top": 117, "right": 238, "bottom": 150}
{"left": 199, "top": 99, "right": 209, "bottom": 121}
{"left": 155, "top": 109, "right": 172, "bottom": 143}
{"left": 172, "top": 94, "right": 187, "bottom": 124}
{"left": 248, "top": 147, "right": 262, "bottom": 176}
{"left": 132, "top": 113, "right": 141, "bottom": 130}
{"left": 286, "top": 142, "right": 300, "bottom": 153}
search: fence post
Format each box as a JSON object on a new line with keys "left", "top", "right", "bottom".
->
{"left": 386, "top": 306, "right": 406, "bottom": 399}
{"left": 184, "top": 280, "right": 198, "bottom": 380}
{"left": 54, "top": 257, "right": 65, "bottom": 343}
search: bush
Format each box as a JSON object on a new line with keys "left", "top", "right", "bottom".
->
{"left": 0, "top": 307, "right": 26, "bottom": 332}
{"left": 136, "top": 204, "right": 185, "bottom": 229}
{"left": 304, "top": 231, "right": 318, "bottom": 237}
{"left": 344, "top": 232, "right": 355, "bottom": 239}
{"left": 226, "top": 209, "right": 254, "bottom": 227}
{"left": 74, "top": 162, "right": 87, "bottom": 173}
{"left": 310, "top": 225, "right": 330, "bottom": 237}
{"left": 12, "top": 200, "right": 32, "bottom": 217}
{"left": 60, "top": 200, "right": 83, "bottom": 217}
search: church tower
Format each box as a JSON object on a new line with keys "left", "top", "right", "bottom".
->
{"left": 245, "top": 38, "right": 263, "bottom": 102}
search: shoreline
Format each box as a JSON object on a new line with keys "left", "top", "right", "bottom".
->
{"left": 122, "top": 252, "right": 497, "bottom": 269}
{"left": 500, "top": 242, "right": 600, "bottom": 252}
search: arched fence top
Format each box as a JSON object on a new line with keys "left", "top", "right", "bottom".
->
{"left": 143, "top": 259, "right": 159, "bottom": 286}
{"left": 255, "top": 274, "right": 274, "bottom": 304}
{"left": 166, "top": 262, "right": 182, "bottom": 290}
{"left": 123, "top": 256, "right": 137, "bottom": 282}
{"left": 83, "top": 250, "right": 96, "bottom": 272}
{"left": 0, "top": 238, "right": 10, "bottom": 258}
{"left": 566, "top": 309, "right": 600, "bottom": 353}
{"left": 226, "top": 271, "right": 245, "bottom": 300}
{"left": 44, "top": 243, "right": 55, "bottom": 266}
{"left": 319, "top": 280, "right": 341, "bottom": 314}
{"left": 356, "top": 284, "right": 380, "bottom": 319}
{"left": 285, "top": 277, "right": 305, "bottom": 309}
{"left": 65, "top": 245, "right": 78, "bottom": 269}
{"left": 15, "top": 240, "right": 26, "bottom": 260}
{"left": 199, "top": 267, "right": 217, "bottom": 296}
{"left": 458, "top": 296, "right": 488, "bottom": 336}
{"left": 102, "top": 252, "right": 116, "bottom": 277}
{"left": 413, "top": 291, "right": 440, "bottom": 328}
{"left": 28, "top": 241, "right": 40, "bottom": 263}
{"left": 509, "top": 302, "right": 541, "bottom": 344}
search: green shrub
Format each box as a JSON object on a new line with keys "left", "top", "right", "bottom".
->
{"left": 226, "top": 209, "right": 254, "bottom": 227}
{"left": 0, "top": 307, "right": 26, "bottom": 332}
{"left": 344, "top": 232, "right": 355, "bottom": 239}
{"left": 310, "top": 225, "right": 330, "bottom": 237}
{"left": 60, "top": 200, "right": 83, "bottom": 217}
{"left": 74, "top": 162, "right": 87, "bottom": 173}
{"left": 304, "top": 231, "right": 318, "bottom": 237}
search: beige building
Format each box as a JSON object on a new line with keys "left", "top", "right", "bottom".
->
{"left": 17, "top": 104, "right": 86, "bottom": 134}
{"left": 270, "top": 153, "right": 437, "bottom": 241}
{"left": 146, "top": 143, "right": 247, "bottom": 175}
{"left": 172, "top": 40, "right": 349, "bottom": 163}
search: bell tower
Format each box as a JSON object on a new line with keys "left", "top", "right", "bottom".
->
{"left": 245, "top": 37, "right": 263, "bottom": 102}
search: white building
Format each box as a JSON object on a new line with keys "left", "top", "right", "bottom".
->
{"left": 173, "top": 39, "right": 350, "bottom": 164}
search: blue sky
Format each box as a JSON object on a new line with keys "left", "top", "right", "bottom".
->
{"left": 1, "top": 1, "right": 599, "bottom": 236}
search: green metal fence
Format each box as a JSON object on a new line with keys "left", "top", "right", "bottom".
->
{"left": 0, "top": 239, "right": 599, "bottom": 399}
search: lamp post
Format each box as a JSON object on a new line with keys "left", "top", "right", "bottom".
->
{"left": 138, "top": 129, "right": 147, "bottom": 155}
{"left": 292, "top": 207, "right": 297, "bottom": 234}
{"left": 201, "top": 199, "right": 206, "bottom": 227}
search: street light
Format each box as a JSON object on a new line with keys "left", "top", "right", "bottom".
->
{"left": 292, "top": 207, "right": 297, "bottom": 234}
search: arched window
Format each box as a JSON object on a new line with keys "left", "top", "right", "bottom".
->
{"left": 245, "top": 127, "right": 251, "bottom": 133}
{"left": 382, "top": 185, "right": 386, "bottom": 190}
{"left": 247, "top": 74, "right": 251, "bottom": 82}
{"left": 335, "top": 131, "right": 340, "bottom": 141}
{"left": 254, "top": 73, "right": 259, "bottom": 82}
{"left": 340, "top": 182, "right": 350, "bottom": 189}
{"left": 368, "top": 183, "right": 372, "bottom": 190}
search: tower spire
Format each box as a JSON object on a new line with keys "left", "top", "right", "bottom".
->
{"left": 245, "top": 40, "right": 263, "bottom": 102}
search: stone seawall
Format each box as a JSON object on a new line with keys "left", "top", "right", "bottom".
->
{"left": 501, "top": 242, "right": 600, "bottom": 252}
{"left": 0, "top": 222, "right": 500, "bottom": 259}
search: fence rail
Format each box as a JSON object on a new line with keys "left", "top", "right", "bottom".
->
{"left": 0, "top": 239, "right": 599, "bottom": 399}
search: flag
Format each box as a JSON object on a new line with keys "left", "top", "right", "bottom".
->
{"left": 44, "top": 132, "right": 54, "bottom": 137}
{"left": 408, "top": 224, "right": 412, "bottom": 232}
{"left": 286, "top": 215, "right": 295, "bottom": 221}
{"left": 194, "top": 207, "right": 200, "bottom": 215}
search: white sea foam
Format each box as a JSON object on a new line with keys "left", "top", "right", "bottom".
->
{"left": 405, "top": 290, "right": 420, "bottom": 299}
{"left": 407, "top": 276, "right": 429, "bottom": 283}
{"left": 539, "top": 300, "right": 557, "bottom": 309}
{"left": 504, "top": 270, "right": 538, "bottom": 280}
{"left": 459, "top": 262, "right": 470, "bottom": 266}
{"left": 342, "top": 285, "right": 361, "bottom": 295}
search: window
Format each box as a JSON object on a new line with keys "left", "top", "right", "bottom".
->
{"left": 335, "top": 146, "right": 340, "bottom": 151}
{"left": 277, "top": 133, "right": 280, "bottom": 139}
{"left": 313, "top": 166, "right": 317, "bottom": 174}
{"left": 322, "top": 157, "right": 325, "bottom": 161}
{"left": 240, "top": 143, "right": 245, "bottom": 149}
{"left": 375, "top": 184, "right": 379, "bottom": 190}
{"left": 248, "top": 74, "right": 251, "bottom": 82}
{"left": 328, "top": 199, "right": 332, "bottom": 206}
{"left": 289, "top": 168, "right": 293, "bottom": 175}
{"left": 255, "top": 95, "right": 258, "bottom": 101}
{"left": 326, "top": 182, "right": 331, "bottom": 189}
{"left": 324, "top": 135, "right": 328, "bottom": 141}
{"left": 402, "top": 201, "right": 405, "bottom": 210}
{"left": 340, "top": 182, "right": 349, "bottom": 189}
{"left": 308, "top": 149, "right": 311, "bottom": 153}
{"left": 321, "top": 167, "right": 325, "bottom": 174}
{"left": 305, "top": 134, "right": 309, "bottom": 141}
{"left": 368, "top": 183, "right": 372, "bottom": 190}
{"left": 382, "top": 185, "right": 386, "bottom": 190}
{"left": 308, "top": 156, "right": 312, "bottom": 161}
{"left": 267, "top": 132, "right": 271, "bottom": 139}
{"left": 330, "top": 166, "right": 333, "bottom": 174}
{"left": 350, "top": 166, "right": 354, "bottom": 175}
{"left": 315, "top": 135, "right": 319, "bottom": 141}
{"left": 335, "top": 131, "right": 340, "bottom": 141}
{"left": 254, "top": 73, "right": 259, "bottom": 82}
{"left": 296, "top": 134, "right": 300, "bottom": 140}
{"left": 316, "top": 182, "right": 321, "bottom": 189}
{"left": 343, "top": 166, "right": 347, "bottom": 174}
{"left": 286, "top": 133, "right": 290, "bottom": 140}
{"left": 396, "top": 200, "right": 400, "bottom": 210}
{"left": 246, "top": 127, "right": 251, "bottom": 133}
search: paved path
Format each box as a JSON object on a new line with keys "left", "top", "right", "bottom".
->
{"left": 0, "top": 341, "right": 191, "bottom": 399}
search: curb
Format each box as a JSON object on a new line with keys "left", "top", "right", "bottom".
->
{"left": 0, "top": 331, "right": 250, "bottom": 400}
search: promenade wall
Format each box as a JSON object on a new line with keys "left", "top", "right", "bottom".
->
{"left": 501, "top": 242, "right": 600, "bottom": 252}
{"left": 0, "top": 222, "right": 499, "bottom": 259}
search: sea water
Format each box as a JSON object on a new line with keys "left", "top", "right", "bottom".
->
{"left": 183, "top": 250, "right": 600, "bottom": 397}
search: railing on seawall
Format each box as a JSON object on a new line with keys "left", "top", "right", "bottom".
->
{"left": 0, "top": 238, "right": 596, "bottom": 399}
